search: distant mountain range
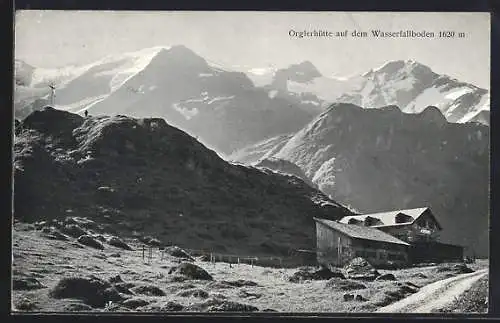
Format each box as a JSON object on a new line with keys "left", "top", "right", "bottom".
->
{"left": 14, "top": 45, "right": 489, "bottom": 156}
{"left": 13, "top": 44, "right": 490, "bottom": 257}
{"left": 247, "top": 59, "right": 489, "bottom": 126}
{"left": 14, "top": 46, "right": 321, "bottom": 155}
{"left": 230, "top": 103, "right": 489, "bottom": 257}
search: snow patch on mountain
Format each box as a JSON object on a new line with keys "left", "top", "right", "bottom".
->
{"left": 249, "top": 67, "right": 275, "bottom": 75}
{"left": 29, "top": 64, "right": 91, "bottom": 88}
{"left": 207, "top": 95, "right": 235, "bottom": 105}
{"left": 286, "top": 76, "right": 363, "bottom": 102}
{"left": 90, "top": 46, "right": 171, "bottom": 91}
{"left": 27, "top": 47, "right": 169, "bottom": 90}
{"left": 301, "top": 100, "right": 320, "bottom": 106}
{"left": 405, "top": 82, "right": 487, "bottom": 123}
{"left": 458, "top": 94, "right": 490, "bottom": 125}
{"left": 445, "top": 88, "right": 474, "bottom": 100}
{"left": 172, "top": 102, "right": 199, "bottom": 120}
{"left": 246, "top": 67, "right": 278, "bottom": 87}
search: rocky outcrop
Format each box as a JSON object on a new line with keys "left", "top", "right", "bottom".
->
{"left": 288, "top": 267, "right": 345, "bottom": 283}
{"left": 168, "top": 262, "right": 213, "bottom": 280}
{"left": 49, "top": 275, "right": 123, "bottom": 307}
{"left": 77, "top": 235, "right": 105, "bottom": 250}
{"left": 343, "top": 257, "right": 380, "bottom": 281}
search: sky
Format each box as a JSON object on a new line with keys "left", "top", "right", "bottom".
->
{"left": 14, "top": 11, "right": 490, "bottom": 88}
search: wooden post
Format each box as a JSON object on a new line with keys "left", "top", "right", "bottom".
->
{"left": 337, "top": 237, "right": 342, "bottom": 266}
{"left": 142, "top": 245, "right": 145, "bottom": 261}
{"left": 238, "top": 257, "right": 240, "bottom": 265}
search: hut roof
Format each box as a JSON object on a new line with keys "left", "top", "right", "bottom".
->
{"left": 314, "top": 217, "right": 410, "bottom": 246}
{"left": 338, "top": 207, "right": 441, "bottom": 230}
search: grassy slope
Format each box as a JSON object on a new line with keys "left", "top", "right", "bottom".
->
{"left": 12, "top": 223, "right": 489, "bottom": 313}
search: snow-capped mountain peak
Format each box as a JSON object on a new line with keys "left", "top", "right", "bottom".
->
{"left": 14, "top": 45, "right": 318, "bottom": 155}
{"left": 371, "top": 59, "right": 424, "bottom": 72}
{"left": 272, "top": 61, "right": 322, "bottom": 86}
{"left": 262, "top": 58, "right": 489, "bottom": 125}
{"left": 15, "top": 45, "right": 218, "bottom": 114}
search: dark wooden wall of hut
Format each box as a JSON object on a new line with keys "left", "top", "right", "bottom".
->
{"left": 409, "top": 241, "right": 464, "bottom": 264}
{"left": 315, "top": 222, "right": 353, "bottom": 267}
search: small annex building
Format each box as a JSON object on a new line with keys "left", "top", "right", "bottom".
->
{"left": 314, "top": 207, "right": 464, "bottom": 268}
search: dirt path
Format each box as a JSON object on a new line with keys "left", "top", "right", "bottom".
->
{"left": 376, "top": 268, "right": 489, "bottom": 313}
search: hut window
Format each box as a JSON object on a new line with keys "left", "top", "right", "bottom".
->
{"left": 364, "top": 216, "right": 380, "bottom": 226}
{"left": 395, "top": 213, "right": 413, "bottom": 224}
{"left": 348, "top": 218, "right": 361, "bottom": 225}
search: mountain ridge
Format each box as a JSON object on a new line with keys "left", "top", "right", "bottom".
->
{"left": 14, "top": 107, "right": 354, "bottom": 256}
{"left": 231, "top": 103, "right": 489, "bottom": 257}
